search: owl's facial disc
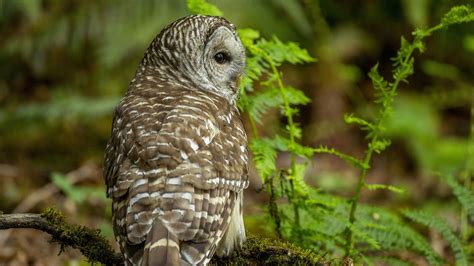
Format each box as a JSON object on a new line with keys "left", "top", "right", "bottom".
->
{"left": 204, "top": 26, "right": 245, "bottom": 102}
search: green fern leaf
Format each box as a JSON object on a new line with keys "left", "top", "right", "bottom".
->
{"left": 441, "top": 5, "right": 474, "bottom": 27}
{"left": 368, "top": 138, "right": 391, "bottom": 154}
{"left": 250, "top": 138, "right": 277, "bottom": 182}
{"left": 313, "top": 145, "right": 365, "bottom": 168}
{"left": 366, "top": 184, "right": 405, "bottom": 194}
{"left": 445, "top": 176, "right": 474, "bottom": 221}
{"left": 238, "top": 28, "right": 260, "bottom": 47}
{"left": 290, "top": 163, "right": 310, "bottom": 197}
{"left": 404, "top": 209, "right": 468, "bottom": 266}
{"left": 344, "top": 113, "right": 375, "bottom": 131}
{"left": 356, "top": 206, "right": 441, "bottom": 265}
{"left": 368, "top": 64, "right": 390, "bottom": 93}
{"left": 256, "top": 36, "right": 316, "bottom": 65}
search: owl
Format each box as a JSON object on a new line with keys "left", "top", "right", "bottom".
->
{"left": 103, "top": 15, "right": 249, "bottom": 265}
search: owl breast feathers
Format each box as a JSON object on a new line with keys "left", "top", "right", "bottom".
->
{"left": 103, "top": 15, "right": 249, "bottom": 265}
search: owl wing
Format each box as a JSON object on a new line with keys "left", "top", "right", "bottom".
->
{"left": 104, "top": 91, "right": 248, "bottom": 265}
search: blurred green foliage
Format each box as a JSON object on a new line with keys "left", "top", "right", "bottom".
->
{"left": 385, "top": 95, "right": 469, "bottom": 174}
{"left": 189, "top": 1, "right": 474, "bottom": 264}
{"left": 51, "top": 173, "right": 105, "bottom": 204}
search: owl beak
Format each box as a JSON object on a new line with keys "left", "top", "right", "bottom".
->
{"left": 234, "top": 74, "right": 243, "bottom": 92}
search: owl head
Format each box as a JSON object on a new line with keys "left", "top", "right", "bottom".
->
{"left": 140, "top": 15, "right": 246, "bottom": 104}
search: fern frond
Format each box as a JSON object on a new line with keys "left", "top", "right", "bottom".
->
{"left": 368, "top": 64, "right": 390, "bottom": 95}
{"left": 368, "top": 138, "right": 391, "bottom": 154}
{"left": 364, "top": 222, "right": 441, "bottom": 265}
{"left": 283, "top": 86, "right": 311, "bottom": 105}
{"left": 313, "top": 145, "right": 365, "bottom": 169}
{"left": 404, "top": 209, "right": 468, "bottom": 266}
{"left": 441, "top": 5, "right": 474, "bottom": 27}
{"left": 351, "top": 224, "right": 381, "bottom": 250}
{"left": 237, "top": 28, "right": 260, "bottom": 47}
{"left": 246, "top": 86, "right": 310, "bottom": 123}
{"left": 344, "top": 113, "right": 376, "bottom": 131}
{"left": 366, "top": 184, "right": 405, "bottom": 194}
{"left": 305, "top": 189, "right": 344, "bottom": 209}
{"left": 250, "top": 138, "right": 277, "bottom": 182}
{"left": 445, "top": 176, "right": 474, "bottom": 221}
{"left": 256, "top": 36, "right": 316, "bottom": 65}
{"left": 246, "top": 87, "right": 281, "bottom": 123}
{"left": 355, "top": 206, "right": 442, "bottom": 265}
{"left": 290, "top": 163, "right": 310, "bottom": 197}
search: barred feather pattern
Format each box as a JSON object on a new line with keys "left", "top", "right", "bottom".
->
{"left": 103, "top": 15, "right": 248, "bottom": 265}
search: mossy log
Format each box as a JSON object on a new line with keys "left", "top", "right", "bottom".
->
{"left": 0, "top": 209, "right": 325, "bottom": 265}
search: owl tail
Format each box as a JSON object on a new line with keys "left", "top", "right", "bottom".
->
{"left": 215, "top": 191, "right": 246, "bottom": 257}
{"left": 142, "top": 220, "right": 180, "bottom": 266}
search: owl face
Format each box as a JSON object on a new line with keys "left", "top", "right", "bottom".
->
{"left": 143, "top": 16, "right": 245, "bottom": 104}
{"left": 203, "top": 25, "right": 245, "bottom": 101}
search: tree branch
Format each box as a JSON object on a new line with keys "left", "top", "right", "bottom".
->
{"left": 0, "top": 213, "right": 54, "bottom": 231}
{"left": 0, "top": 209, "right": 123, "bottom": 265}
{"left": 0, "top": 209, "right": 325, "bottom": 265}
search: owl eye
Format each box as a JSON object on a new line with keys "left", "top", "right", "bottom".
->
{"left": 214, "top": 52, "right": 230, "bottom": 64}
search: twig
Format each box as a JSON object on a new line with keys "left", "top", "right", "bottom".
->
{"left": 0, "top": 213, "right": 55, "bottom": 231}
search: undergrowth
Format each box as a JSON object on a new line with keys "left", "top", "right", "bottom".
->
{"left": 189, "top": 1, "right": 474, "bottom": 265}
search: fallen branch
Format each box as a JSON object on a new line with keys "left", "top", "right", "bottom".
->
{"left": 0, "top": 163, "right": 100, "bottom": 248}
{"left": 0, "top": 209, "right": 325, "bottom": 265}
{"left": 0, "top": 209, "right": 122, "bottom": 265}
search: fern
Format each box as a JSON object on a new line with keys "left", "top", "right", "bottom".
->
{"left": 256, "top": 36, "right": 314, "bottom": 65}
{"left": 441, "top": 5, "right": 474, "bottom": 26}
{"left": 365, "top": 184, "right": 405, "bottom": 194}
{"left": 250, "top": 138, "right": 277, "bottom": 182}
{"left": 344, "top": 113, "right": 376, "bottom": 132}
{"left": 231, "top": 8, "right": 316, "bottom": 242}
{"left": 291, "top": 190, "right": 443, "bottom": 264}
{"left": 366, "top": 224, "right": 441, "bottom": 265}
{"left": 313, "top": 145, "right": 365, "bottom": 169}
{"left": 187, "top": 1, "right": 474, "bottom": 264}
{"left": 246, "top": 86, "right": 310, "bottom": 124}
{"left": 351, "top": 203, "right": 441, "bottom": 264}
{"left": 322, "top": 4, "right": 474, "bottom": 257}
{"left": 404, "top": 209, "right": 468, "bottom": 266}
{"left": 187, "top": 0, "right": 222, "bottom": 16}
{"left": 445, "top": 176, "right": 474, "bottom": 221}
{"left": 291, "top": 163, "right": 310, "bottom": 197}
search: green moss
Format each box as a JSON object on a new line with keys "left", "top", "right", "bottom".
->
{"left": 41, "top": 208, "right": 122, "bottom": 265}
{"left": 39, "top": 209, "right": 326, "bottom": 265}
{"left": 211, "top": 235, "right": 326, "bottom": 265}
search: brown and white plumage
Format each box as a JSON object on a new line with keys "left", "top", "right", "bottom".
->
{"left": 103, "top": 15, "right": 248, "bottom": 265}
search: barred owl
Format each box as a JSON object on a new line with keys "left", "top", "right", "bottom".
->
{"left": 103, "top": 15, "right": 249, "bottom": 265}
